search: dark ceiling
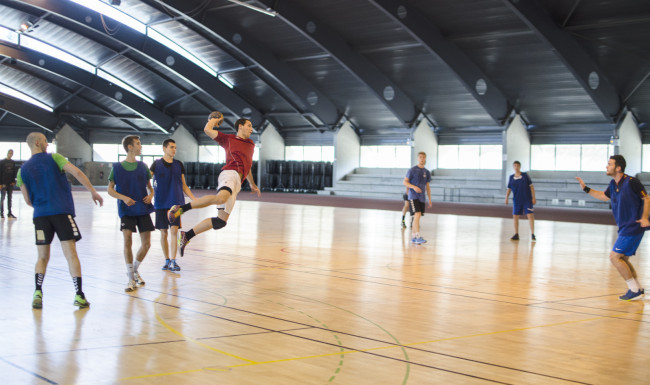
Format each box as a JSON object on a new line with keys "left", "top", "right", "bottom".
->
{"left": 0, "top": 0, "right": 649, "bottom": 146}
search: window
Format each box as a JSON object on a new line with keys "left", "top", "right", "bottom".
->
{"left": 94, "top": 143, "right": 163, "bottom": 165}
{"left": 438, "top": 145, "right": 502, "bottom": 169}
{"left": 531, "top": 144, "right": 610, "bottom": 171}
{"left": 199, "top": 145, "right": 225, "bottom": 163}
{"left": 0, "top": 141, "right": 56, "bottom": 160}
{"left": 359, "top": 146, "right": 410, "bottom": 168}
{"left": 285, "top": 146, "right": 334, "bottom": 162}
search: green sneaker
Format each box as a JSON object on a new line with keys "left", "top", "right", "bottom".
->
{"left": 32, "top": 290, "right": 43, "bottom": 309}
{"left": 73, "top": 294, "right": 90, "bottom": 308}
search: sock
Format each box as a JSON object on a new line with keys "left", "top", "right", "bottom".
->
{"left": 72, "top": 277, "right": 83, "bottom": 295}
{"left": 180, "top": 203, "right": 192, "bottom": 212}
{"left": 133, "top": 259, "right": 141, "bottom": 272}
{"left": 626, "top": 278, "right": 640, "bottom": 292}
{"left": 35, "top": 273, "right": 44, "bottom": 291}
{"left": 186, "top": 229, "right": 196, "bottom": 241}
{"left": 126, "top": 264, "right": 134, "bottom": 280}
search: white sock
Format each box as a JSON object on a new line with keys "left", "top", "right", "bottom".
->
{"left": 133, "top": 259, "right": 141, "bottom": 272}
{"left": 414, "top": 232, "right": 420, "bottom": 238}
{"left": 126, "top": 264, "right": 134, "bottom": 280}
{"left": 626, "top": 278, "right": 640, "bottom": 292}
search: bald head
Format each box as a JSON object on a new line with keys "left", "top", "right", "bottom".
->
{"left": 26, "top": 132, "right": 48, "bottom": 154}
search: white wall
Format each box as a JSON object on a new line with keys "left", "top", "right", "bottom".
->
{"left": 504, "top": 115, "right": 530, "bottom": 186}
{"left": 618, "top": 111, "right": 642, "bottom": 176}
{"left": 412, "top": 119, "right": 437, "bottom": 169}
{"left": 259, "top": 124, "right": 285, "bottom": 188}
{"left": 55, "top": 124, "right": 92, "bottom": 163}
{"left": 505, "top": 115, "right": 530, "bottom": 171}
{"left": 170, "top": 125, "right": 198, "bottom": 163}
{"left": 334, "top": 121, "right": 360, "bottom": 182}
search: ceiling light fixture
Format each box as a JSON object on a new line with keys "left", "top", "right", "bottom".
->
{"left": 227, "top": 0, "right": 277, "bottom": 17}
{"left": 17, "top": 21, "right": 34, "bottom": 33}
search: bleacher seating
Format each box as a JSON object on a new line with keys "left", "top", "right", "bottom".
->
{"left": 320, "top": 168, "right": 615, "bottom": 209}
{"left": 262, "top": 160, "right": 333, "bottom": 193}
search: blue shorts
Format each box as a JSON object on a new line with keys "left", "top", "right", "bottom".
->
{"left": 612, "top": 233, "right": 644, "bottom": 256}
{"left": 513, "top": 201, "right": 534, "bottom": 216}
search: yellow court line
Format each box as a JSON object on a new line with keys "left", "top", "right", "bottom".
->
{"left": 153, "top": 302, "right": 258, "bottom": 364}
{"left": 130, "top": 299, "right": 643, "bottom": 381}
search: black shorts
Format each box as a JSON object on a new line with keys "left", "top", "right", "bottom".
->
{"left": 408, "top": 199, "right": 426, "bottom": 216}
{"left": 155, "top": 209, "right": 181, "bottom": 229}
{"left": 120, "top": 214, "right": 155, "bottom": 233}
{"left": 33, "top": 214, "right": 81, "bottom": 245}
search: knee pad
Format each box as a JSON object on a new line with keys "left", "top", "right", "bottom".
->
{"left": 211, "top": 217, "right": 227, "bottom": 230}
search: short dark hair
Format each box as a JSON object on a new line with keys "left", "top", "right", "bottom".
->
{"left": 122, "top": 135, "right": 140, "bottom": 152}
{"left": 163, "top": 138, "right": 176, "bottom": 148}
{"left": 513, "top": 160, "right": 521, "bottom": 166}
{"left": 235, "top": 118, "right": 250, "bottom": 131}
{"left": 610, "top": 155, "right": 626, "bottom": 173}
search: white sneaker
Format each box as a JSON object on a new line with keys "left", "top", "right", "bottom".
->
{"left": 125, "top": 279, "right": 137, "bottom": 292}
{"left": 134, "top": 271, "right": 145, "bottom": 286}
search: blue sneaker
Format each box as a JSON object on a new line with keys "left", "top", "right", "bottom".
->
{"left": 416, "top": 236, "right": 427, "bottom": 244}
{"left": 170, "top": 260, "right": 181, "bottom": 272}
{"left": 162, "top": 259, "right": 171, "bottom": 270}
{"left": 619, "top": 288, "right": 644, "bottom": 301}
{"left": 411, "top": 237, "right": 422, "bottom": 244}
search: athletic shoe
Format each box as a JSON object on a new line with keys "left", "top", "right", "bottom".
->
{"left": 134, "top": 271, "right": 145, "bottom": 286}
{"left": 32, "top": 290, "right": 43, "bottom": 309}
{"left": 167, "top": 205, "right": 183, "bottom": 223}
{"left": 170, "top": 260, "right": 181, "bottom": 271}
{"left": 510, "top": 233, "right": 519, "bottom": 241}
{"left": 73, "top": 294, "right": 90, "bottom": 308}
{"left": 411, "top": 237, "right": 422, "bottom": 244}
{"left": 178, "top": 231, "right": 190, "bottom": 257}
{"left": 401, "top": 221, "right": 406, "bottom": 228}
{"left": 125, "top": 279, "right": 137, "bottom": 292}
{"left": 7, "top": 213, "right": 16, "bottom": 219}
{"left": 531, "top": 234, "right": 536, "bottom": 242}
{"left": 619, "top": 288, "right": 645, "bottom": 301}
{"left": 416, "top": 236, "right": 427, "bottom": 244}
{"left": 162, "top": 259, "right": 171, "bottom": 270}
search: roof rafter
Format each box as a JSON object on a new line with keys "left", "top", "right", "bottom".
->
{"left": 258, "top": 0, "right": 418, "bottom": 127}
{"left": 369, "top": 0, "right": 511, "bottom": 125}
{"left": 502, "top": 0, "right": 620, "bottom": 122}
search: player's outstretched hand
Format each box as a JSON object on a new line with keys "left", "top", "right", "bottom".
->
{"left": 92, "top": 191, "right": 104, "bottom": 207}
{"left": 251, "top": 185, "right": 261, "bottom": 197}
{"left": 575, "top": 177, "right": 585, "bottom": 189}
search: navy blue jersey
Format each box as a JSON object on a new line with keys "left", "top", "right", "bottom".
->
{"left": 151, "top": 158, "right": 185, "bottom": 210}
{"left": 406, "top": 166, "right": 431, "bottom": 202}
{"left": 507, "top": 172, "right": 533, "bottom": 206}
{"left": 111, "top": 161, "right": 154, "bottom": 218}
{"left": 17, "top": 153, "right": 75, "bottom": 218}
{"left": 604, "top": 175, "right": 648, "bottom": 236}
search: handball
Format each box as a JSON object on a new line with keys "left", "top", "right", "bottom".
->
{"left": 209, "top": 111, "right": 223, "bottom": 121}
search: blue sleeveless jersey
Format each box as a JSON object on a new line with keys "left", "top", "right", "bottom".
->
{"left": 152, "top": 159, "right": 184, "bottom": 209}
{"left": 113, "top": 161, "right": 154, "bottom": 218}
{"left": 20, "top": 153, "right": 75, "bottom": 218}
{"left": 606, "top": 175, "right": 648, "bottom": 236}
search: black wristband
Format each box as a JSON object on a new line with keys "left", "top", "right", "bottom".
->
{"left": 583, "top": 186, "right": 591, "bottom": 193}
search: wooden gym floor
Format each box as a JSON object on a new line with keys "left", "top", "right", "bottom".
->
{"left": 0, "top": 190, "right": 648, "bottom": 385}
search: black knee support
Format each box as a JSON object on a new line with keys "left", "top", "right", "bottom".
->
{"left": 211, "top": 217, "right": 227, "bottom": 230}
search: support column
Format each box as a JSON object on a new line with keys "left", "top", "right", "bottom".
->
{"left": 259, "top": 124, "right": 285, "bottom": 189}
{"left": 504, "top": 114, "right": 530, "bottom": 188}
{"left": 334, "top": 121, "right": 360, "bottom": 184}
{"left": 618, "top": 111, "right": 642, "bottom": 176}
{"left": 412, "top": 119, "right": 437, "bottom": 169}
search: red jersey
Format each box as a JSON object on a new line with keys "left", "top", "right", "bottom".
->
{"left": 214, "top": 133, "right": 255, "bottom": 180}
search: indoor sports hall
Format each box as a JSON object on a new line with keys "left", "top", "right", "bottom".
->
{"left": 2, "top": 0, "right": 650, "bottom": 384}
